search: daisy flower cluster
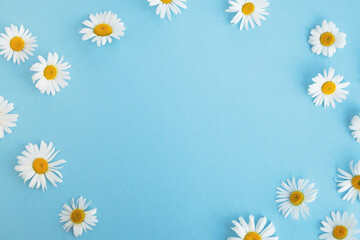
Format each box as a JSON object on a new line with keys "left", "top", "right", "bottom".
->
{"left": 0, "top": 24, "right": 71, "bottom": 96}
{"left": 227, "top": 170, "right": 360, "bottom": 240}
{"left": 0, "top": 9, "right": 128, "bottom": 239}
{"left": 303, "top": 19, "right": 360, "bottom": 240}
{"left": 307, "top": 20, "right": 348, "bottom": 109}
{"left": 13, "top": 141, "right": 98, "bottom": 237}
{"left": 0, "top": 11, "right": 128, "bottom": 97}
{"left": 300, "top": 14, "right": 360, "bottom": 240}
{"left": 2, "top": 3, "right": 360, "bottom": 240}
{"left": 1, "top": 14, "right": 114, "bottom": 238}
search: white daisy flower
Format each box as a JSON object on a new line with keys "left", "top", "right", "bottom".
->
{"left": 226, "top": 0, "right": 269, "bottom": 31}
{"left": 228, "top": 215, "right": 278, "bottom": 240}
{"left": 349, "top": 114, "right": 360, "bottom": 143}
{"left": 336, "top": 160, "right": 360, "bottom": 204}
{"left": 148, "top": 0, "right": 187, "bottom": 20}
{"left": 276, "top": 177, "right": 318, "bottom": 220}
{"left": 0, "top": 24, "right": 37, "bottom": 65}
{"left": 30, "top": 52, "right": 71, "bottom": 96}
{"left": 59, "top": 196, "right": 98, "bottom": 237}
{"left": 0, "top": 96, "right": 18, "bottom": 138}
{"left": 308, "top": 20, "right": 346, "bottom": 57}
{"left": 14, "top": 141, "right": 66, "bottom": 191}
{"left": 79, "top": 11, "right": 126, "bottom": 47}
{"left": 319, "top": 211, "right": 360, "bottom": 240}
{"left": 308, "top": 67, "right": 349, "bottom": 108}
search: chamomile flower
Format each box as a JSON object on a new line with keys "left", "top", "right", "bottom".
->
{"left": 0, "top": 24, "right": 37, "bottom": 65}
{"left": 308, "top": 20, "right": 346, "bottom": 57}
{"left": 79, "top": 11, "right": 125, "bottom": 47}
{"left": 14, "top": 141, "right": 66, "bottom": 191}
{"left": 0, "top": 96, "right": 18, "bottom": 138}
{"left": 308, "top": 67, "right": 349, "bottom": 108}
{"left": 59, "top": 196, "right": 98, "bottom": 237}
{"left": 336, "top": 160, "right": 360, "bottom": 204}
{"left": 228, "top": 215, "right": 278, "bottom": 240}
{"left": 30, "top": 52, "right": 71, "bottom": 96}
{"left": 226, "top": 0, "right": 269, "bottom": 31}
{"left": 319, "top": 211, "right": 360, "bottom": 240}
{"left": 276, "top": 177, "right": 318, "bottom": 220}
{"left": 349, "top": 114, "right": 360, "bottom": 143}
{"left": 148, "top": 0, "right": 187, "bottom": 20}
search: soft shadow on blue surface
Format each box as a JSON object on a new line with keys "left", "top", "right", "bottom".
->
{"left": 1, "top": 0, "right": 360, "bottom": 239}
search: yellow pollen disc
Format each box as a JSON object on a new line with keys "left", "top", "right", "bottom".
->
{"left": 94, "top": 24, "right": 113, "bottom": 36}
{"left": 351, "top": 175, "right": 360, "bottom": 190}
{"left": 10, "top": 36, "right": 25, "bottom": 52}
{"left": 320, "top": 32, "right": 335, "bottom": 46}
{"left": 161, "top": 0, "right": 173, "bottom": 3}
{"left": 32, "top": 158, "right": 48, "bottom": 174}
{"left": 43, "top": 65, "right": 57, "bottom": 80}
{"left": 321, "top": 81, "right": 336, "bottom": 95}
{"left": 244, "top": 232, "right": 261, "bottom": 240}
{"left": 289, "top": 191, "right": 304, "bottom": 205}
{"left": 71, "top": 209, "right": 86, "bottom": 224}
{"left": 242, "top": 2, "right": 255, "bottom": 15}
{"left": 333, "top": 225, "right": 348, "bottom": 239}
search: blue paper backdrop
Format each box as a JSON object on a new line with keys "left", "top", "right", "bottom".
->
{"left": 1, "top": 0, "right": 360, "bottom": 239}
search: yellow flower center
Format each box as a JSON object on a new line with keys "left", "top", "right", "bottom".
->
{"left": 244, "top": 232, "right": 261, "bottom": 240}
{"left": 351, "top": 175, "right": 360, "bottom": 190}
{"left": 333, "top": 225, "right": 348, "bottom": 239}
{"left": 320, "top": 32, "right": 335, "bottom": 46}
{"left": 242, "top": 2, "right": 255, "bottom": 15}
{"left": 32, "top": 158, "right": 48, "bottom": 174}
{"left": 94, "top": 23, "right": 113, "bottom": 36}
{"left": 43, "top": 65, "right": 57, "bottom": 80}
{"left": 161, "top": 0, "right": 173, "bottom": 3}
{"left": 10, "top": 36, "right": 25, "bottom": 51}
{"left": 289, "top": 191, "right": 304, "bottom": 205}
{"left": 321, "top": 81, "right": 336, "bottom": 95}
{"left": 71, "top": 209, "right": 86, "bottom": 224}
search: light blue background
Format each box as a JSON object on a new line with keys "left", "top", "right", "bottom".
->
{"left": 1, "top": 0, "right": 360, "bottom": 239}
